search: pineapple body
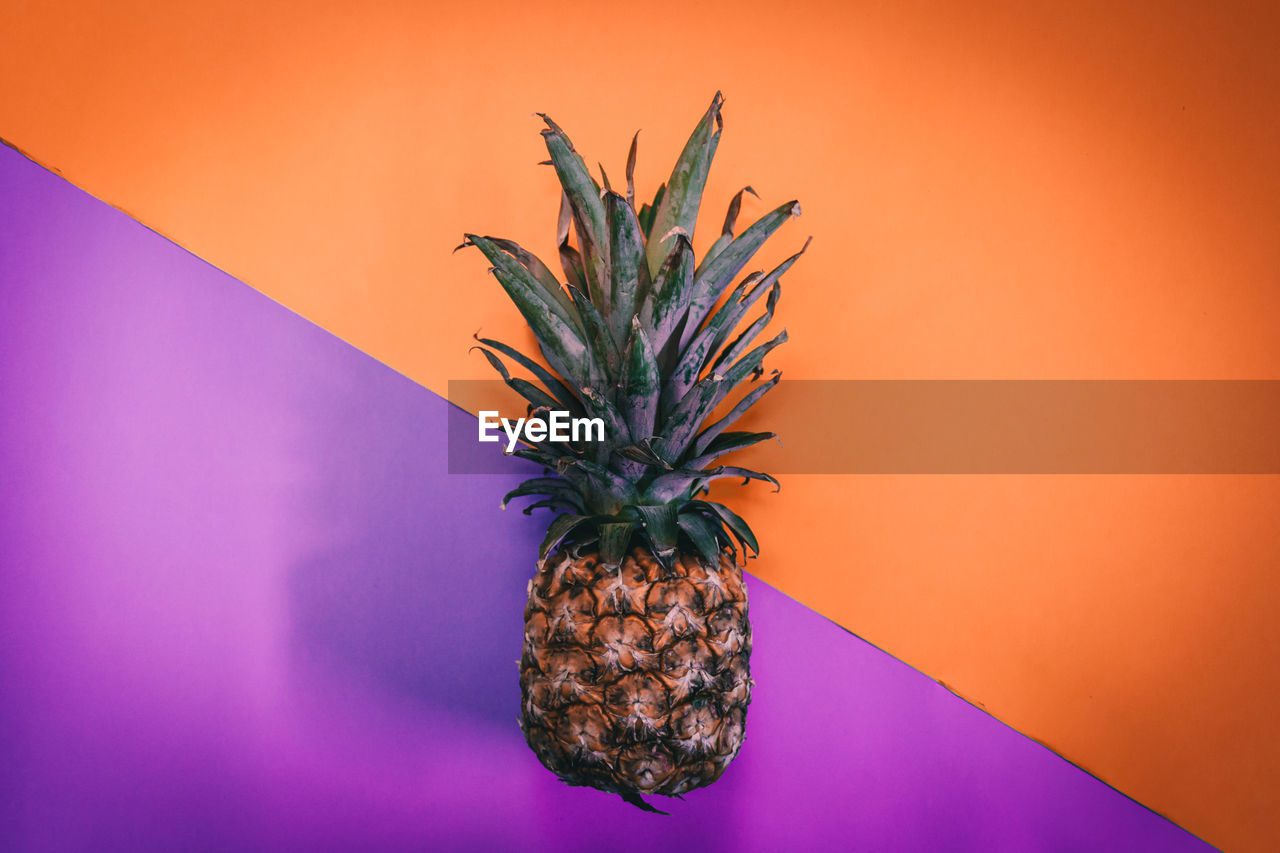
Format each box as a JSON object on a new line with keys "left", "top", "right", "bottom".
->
{"left": 520, "top": 546, "right": 751, "bottom": 797}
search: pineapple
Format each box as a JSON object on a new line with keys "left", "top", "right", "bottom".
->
{"left": 461, "top": 92, "right": 805, "bottom": 810}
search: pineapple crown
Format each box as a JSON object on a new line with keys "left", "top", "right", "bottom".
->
{"left": 460, "top": 92, "right": 807, "bottom": 570}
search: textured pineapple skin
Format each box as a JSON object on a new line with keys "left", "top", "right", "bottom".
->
{"left": 519, "top": 546, "right": 752, "bottom": 798}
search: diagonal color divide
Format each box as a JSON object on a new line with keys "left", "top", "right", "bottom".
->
{"left": 0, "top": 138, "right": 1215, "bottom": 851}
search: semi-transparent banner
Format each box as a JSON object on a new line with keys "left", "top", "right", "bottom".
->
{"left": 447, "top": 380, "right": 1280, "bottom": 474}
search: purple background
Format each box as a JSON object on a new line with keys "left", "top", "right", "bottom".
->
{"left": 0, "top": 146, "right": 1213, "bottom": 851}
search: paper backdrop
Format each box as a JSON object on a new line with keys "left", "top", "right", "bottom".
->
{"left": 3, "top": 2, "right": 1278, "bottom": 849}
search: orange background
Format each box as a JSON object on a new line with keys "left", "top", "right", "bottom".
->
{"left": 3, "top": 1, "right": 1278, "bottom": 848}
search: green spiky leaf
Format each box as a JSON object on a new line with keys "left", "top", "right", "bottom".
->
{"left": 693, "top": 370, "right": 782, "bottom": 456}
{"left": 680, "top": 200, "right": 801, "bottom": 350}
{"left": 646, "top": 232, "right": 696, "bottom": 358}
{"left": 634, "top": 503, "right": 679, "bottom": 565}
{"left": 678, "top": 510, "right": 724, "bottom": 565}
{"left": 556, "top": 457, "right": 640, "bottom": 514}
{"left": 473, "top": 346, "right": 562, "bottom": 412}
{"left": 708, "top": 282, "right": 782, "bottom": 376}
{"left": 689, "top": 500, "right": 759, "bottom": 556}
{"left": 488, "top": 266, "right": 591, "bottom": 387}
{"left": 625, "top": 131, "right": 639, "bottom": 210}
{"left": 697, "top": 185, "right": 758, "bottom": 276}
{"left": 566, "top": 284, "right": 618, "bottom": 383}
{"left": 557, "top": 191, "right": 587, "bottom": 293}
{"left": 620, "top": 318, "right": 660, "bottom": 443}
{"left": 702, "top": 239, "right": 808, "bottom": 369}
{"left": 474, "top": 336, "right": 584, "bottom": 416}
{"left": 645, "top": 92, "right": 723, "bottom": 277}
{"left": 598, "top": 522, "right": 634, "bottom": 568}
{"left": 685, "top": 431, "right": 778, "bottom": 470}
{"left": 502, "top": 478, "right": 586, "bottom": 511}
{"left": 540, "top": 513, "right": 589, "bottom": 560}
{"left": 605, "top": 190, "right": 651, "bottom": 345}
{"left": 465, "top": 234, "right": 581, "bottom": 334}
{"left": 470, "top": 235, "right": 577, "bottom": 319}
{"left": 540, "top": 120, "right": 610, "bottom": 310}
{"left": 653, "top": 375, "right": 723, "bottom": 463}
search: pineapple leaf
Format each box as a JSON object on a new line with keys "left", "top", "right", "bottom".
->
{"left": 615, "top": 439, "right": 671, "bottom": 469}
{"left": 565, "top": 284, "right": 618, "bottom": 383}
{"left": 693, "top": 371, "right": 782, "bottom": 456}
{"left": 677, "top": 510, "right": 723, "bottom": 565}
{"left": 634, "top": 504, "right": 679, "bottom": 565}
{"left": 718, "top": 329, "right": 788, "bottom": 394}
{"left": 680, "top": 200, "right": 801, "bottom": 350}
{"left": 684, "top": 431, "right": 778, "bottom": 470}
{"left": 640, "top": 470, "right": 702, "bottom": 503}
{"left": 637, "top": 204, "right": 653, "bottom": 238}
{"left": 689, "top": 500, "right": 759, "bottom": 556}
{"left": 721, "top": 185, "right": 758, "bottom": 234}
{"left": 472, "top": 346, "right": 563, "bottom": 413}
{"left": 691, "top": 466, "right": 780, "bottom": 494}
{"left": 502, "top": 478, "right": 586, "bottom": 512}
{"left": 645, "top": 92, "right": 724, "bottom": 277}
{"left": 556, "top": 458, "right": 640, "bottom": 514}
{"left": 470, "top": 235, "right": 578, "bottom": 320}
{"left": 619, "top": 318, "right": 660, "bottom": 444}
{"left": 557, "top": 192, "right": 587, "bottom": 293}
{"left": 465, "top": 235, "right": 581, "bottom": 334}
{"left": 541, "top": 122, "right": 611, "bottom": 311}
{"left": 604, "top": 190, "right": 651, "bottom": 346}
{"left": 646, "top": 232, "right": 696, "bottom": 357}
{"left": 657, "top": 329, "right": 785, "bottom": 464}
{"left": 578, "top": 386, "right": 633, "bottom": 453}
{"left": 513, "top": 446, "right": 572, "bottom": 469}
{"left": 539, "top": 513, "right": 590, "bottom": 560}
{"left": 643, "top": 465, "right": 776, "bottom": 504}
{"left": 701, "top": 238, "right": 808, "bottom": 369}
{"left": 625, "top": 131, "right": 639, "bottom": 210}
{"left": 521, "top": 498, "right": 577, "bottom": 515}
{"left": 474, "top": 336, "right": 584, "bottom": 416}
{"left": 653, "top": 375, "right": 723, "bottom": 463}
{"left": 488, "top": 266, "right": 591, "bottom": 386}
{"left": 598, "top": 522, "right": 634, "bottom": 568}
{"left": 662, "top": 269, "right": 770, "bottom": 413}
{"left": 637, "top": 183, "right": 665, "bottom": 239}
{"left": 707, "top": 282, "right": 782, "bottom": 375}
{"left": 661, "top": 271, "right": 763, "bottom": 412}
{"left": 697, "top": 185, "right": 758, "bottom": 276}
